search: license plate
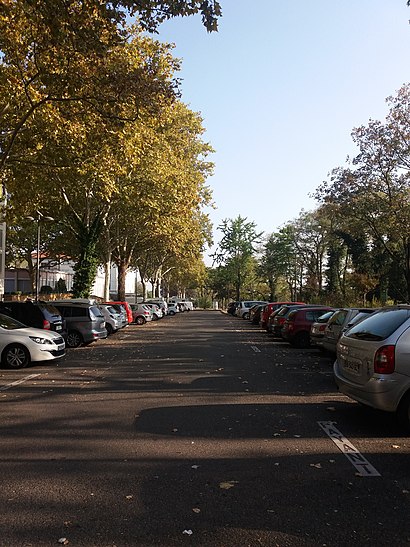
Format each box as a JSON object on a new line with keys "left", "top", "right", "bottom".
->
{"left": 56, "top": 325, "right": 62, "bottom": 331}
{"left": 343, "top": 360, "right": 360, "bottom": 374}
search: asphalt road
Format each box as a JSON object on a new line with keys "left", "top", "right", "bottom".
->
{"left": 0, "top": 310, "right": 409, "bottom": 546}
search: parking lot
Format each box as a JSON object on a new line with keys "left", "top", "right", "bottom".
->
{"left": 0, "top": 310, "right": 409, "bottom": 546}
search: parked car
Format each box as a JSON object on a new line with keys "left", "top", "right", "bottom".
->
{"left": 105, "top": 303, "right": 128, "bottom": 328}
{"left": 322, "top": 307, "right": 376, "bottom": 355}
{"left": 270, "top": 304, "right": 308, "bottom": 337}
{"left": 130, "top": 303, "right": 153, "bottom": 325}
{"left": 0, "top": 312, "right": 65, "bottom": 369}
{"left": 249, "top": 304, "right": 266, "bottom": 324}
{"left": 333, "top": 305, "right": 410, "bottom": 431}
{"left": 260, "top": 301, "right": 306, "bottom": 330}
{"left": 104, "top": 301, "right": 133, "bottom": 324}
{"left": 167, "top": 303, "right": 180, "bottom": 316}
{"left": 281, "top": 306, "right": 334, "bottom": 348}
{"left": 235, "top": 301, "right": 268, "bottom": 320}
{"left": 146, "top": 299, "right": 168, "bottom": 315}
{"left": 98, "top": 304, "right": 122, "bottom": 334}
{"left": 142, "top": 303, "right": 163, "bottom": 320}
{"left": 227, "top": 301, "right": 239, "bottom": 315}
{"left": 0, "top": 300, "right": 66, "bottom": 336}
{"left": 310, "top": 310, "right": 337, "bottom": 349}
{"left": 52, "top": 301, "right": 108, "bottom": 348}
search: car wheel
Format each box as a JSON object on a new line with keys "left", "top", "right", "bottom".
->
{"left": 66, "top": 330, "right": 83, "bottom": 348}
{"left": 106, "top": 323, "right": 114, "bottom": 335}
{"left": 293, "top": 331, "right": 310, "bottom": 349}
{"left": 168, "top": 310, "right": 175, "bottom": 316}
{"left": 152, "top": 314, "right": 159, "bottom": 321}
{"left": 2, "top": 344, "right": 30, "bottom": 369}
{"left": 397, "top": 392, "right": 410, "bottom": 433}
{"left": 135, "top": 316, "right": 146, "bottom": 325}
{"left": 243, "top": 312, "right": 249, "bottom": 320}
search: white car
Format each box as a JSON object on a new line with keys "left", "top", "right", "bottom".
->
{"left": 167, "top": 303, "right": 180, "bottom": 316}
{"left": 98, "top": 304, "right": 122, "bottom": 334}
{"left": 0, "top": 313, "right": 66, "bottom": 369}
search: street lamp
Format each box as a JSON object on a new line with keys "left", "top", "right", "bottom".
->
{"left": 26, "top": 211, "right": 54, "bottom": 301}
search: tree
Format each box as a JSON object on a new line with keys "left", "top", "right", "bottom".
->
{"left": 315, "top": 85, "right": 410, "bottom": 301}
{"left": 0, "top": 1, "right": 221, "bottom": 170}
{"left": 212, "top": 216, "right": 263, "bottom": 300}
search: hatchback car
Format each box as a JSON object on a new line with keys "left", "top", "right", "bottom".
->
{"left": 281, "top": 306, "right": 334, "bottom": 348}
{"left": 270, "top": 304, "right": 307, "bottom": 337}
{"left": 310, "top": 310, "right": 337, "bottom": 349}
{"left": 130, "top": 303, "right": 153, "bottom": 325}
{"left": 235, "top": 301, "right": 268, "bottom": 320}
{"left": 261, "top": 301, "right": 306, "bottom": 330}
{"left": 167, "top": 303, "right": 180, "bottom": 316}
{"left": 142, "top": 303, "right": 163, "bottom": 320}
{"left": 0, "top": 313, "right": 65, "bottom": 369}
{"left": 322, "top": 307, "right": 376, "bottom": 355}
{"left": 53, "top": 302, "right": 108, "bottom": 348}
{"left": 104, "top": 301, "right": 133, "bottom": 324}
{"left": 334, "top": 306, "right": 410, "bottom": 431}
{"left": 0, "top": 300, "right": 65, "bottom": 336}
{"left": 99, "top": 304, "right": 122, "bottom": 334}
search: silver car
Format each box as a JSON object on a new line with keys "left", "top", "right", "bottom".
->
{"left": 334, "top": 305, "right": 410, "bottom": 431}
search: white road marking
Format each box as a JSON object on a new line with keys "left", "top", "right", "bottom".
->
{"left": 0, "top": 373, "right": 41, "bottom": 392}
{"left": 251, "top": 346, "right": 261, "bottom": 353}
{"left": 318, "top": 421, "right": 381, "bottom": 477}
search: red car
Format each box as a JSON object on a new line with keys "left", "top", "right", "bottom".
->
{"left": 261, "top": 301, "right": 305, "bottom": 330}
{"left": 281, "top": 306, "right": 334, "bottom": 348}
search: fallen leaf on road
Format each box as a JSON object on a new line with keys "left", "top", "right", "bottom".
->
{"left": 192, "top": 508, "right": 201, "bottom": 513}
{"left": 191, "top": 465, "right": 200, "bottom": 469}
{"left": 58, "top": 539, "right": 69, "bottom": 545}
{"left": 392, "top": 445, "right": 400, "bottom": 449}
{"left": 326, "top": 407, "right": 336, "bottom": 412}
{"left": 310, "top": 463, "right": 322, "bottom": 469}
{"left": 183, "top": 530, "right": 193, "bottom": 535}
{"left": 125, "top": 495, "right": 133, "bottom": 500}
{"left": 219, "top": 481, "right": 239, "bottom": 490}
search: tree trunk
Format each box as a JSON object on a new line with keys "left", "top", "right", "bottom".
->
{"left": 117, "top": 259, "right": 128, "bottom": 300}
{"left": 103, "top": 257, "right": 111, "bottom": 301}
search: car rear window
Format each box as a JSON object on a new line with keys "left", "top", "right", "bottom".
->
{"left": 39, "top": 303, "right": 61, "bottom": 318}
{"left": 90, "top": 306, "right": 103, "bottom": 318}
{"left": 345, "top": 308, "right": 410, "bottom": 341}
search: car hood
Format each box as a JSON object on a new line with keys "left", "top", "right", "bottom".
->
{"left": 0, "top": 326, "right": 62, "bottom": 341}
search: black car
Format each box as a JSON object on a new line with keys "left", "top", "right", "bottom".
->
{"left": 0, "top": 300, "right": 66, "bottom": 336}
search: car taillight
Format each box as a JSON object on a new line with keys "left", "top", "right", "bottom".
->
{"left": 374, "top": 345, "right": 395, "bottom": 374}
{"left": 319, "top": 324, "right": 326, "bottom": 332}
{"left": 43, "top": 319, "right": 51, "bottom": 330}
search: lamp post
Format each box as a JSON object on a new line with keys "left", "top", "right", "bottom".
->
{"left": 26, "top": 212, "right": 54, "bottom": 301}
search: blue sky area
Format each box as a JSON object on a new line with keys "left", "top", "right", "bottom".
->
{"left": 153, "top": 1, "right": 410, "bottom": 263}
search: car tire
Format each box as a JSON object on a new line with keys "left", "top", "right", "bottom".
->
{"left": 243, "top": 312, "right": 249, "bottom": 320}
{"left": 2, "top": 344, "right": 30, "bottom": 369}
{"left": 152, "top": 314, "right": 159, "bottom": 321}
{"left": 106, "top": 323, "right": 114, "bottom": 335}
{"left": 135, "top": 316, "right": 146, "bottom": 325}
{"left": 397, "top": 392, "right": 410, "bottom": 433}
{"left": 66, "top": 330, "right": 83, "bottom": 348}
{"left": 168, "top": 310, "right": 175, "bottom": 316}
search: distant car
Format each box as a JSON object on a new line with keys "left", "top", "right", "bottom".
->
{"left": 104, "top": 301, "right": 133, "bottom": 324}
{"left": 281, "top": 306, "right": 334, "bottom": 348}
{"left": 106, "top": 303, "right": 128, "bottom": 328}
{"left": 227, "top": 301, "right": 239, "bottom": 315}
{"left": 322, "top": 308, "right": 377, "bottom": 355}
{"left": 310, "top": 310, "right": 337, "bottom": 349}
{"left": 0, "top": 313, "right": 65, "bottom": 369}
{"left": 142, "top": 303, "right": 163, "bottom": 320}
{"left": 130, "top": 303, "right": 153, "bottom": 325}
{"left": 261, "top": 301, "right": 306, "bottom": 330}
{"left": 98, "top": 304, "right": 122, "bottom": 334}
{"left": 235, "top": 301, "right": 267, "bottom": 320}
{"left": 249, "top": 304, "right": 266, "bottom": 324}
{"left": 270, "top": 304, "right": 307, "bottom": 337}
{"left": 167, "top": 303, "right": 180, "bottom": 316}
{"left": 334, "top": 305, "right": 410, "bottom": 431}
{"left": 145, "top": 299, "right": 168, "bottom": 315}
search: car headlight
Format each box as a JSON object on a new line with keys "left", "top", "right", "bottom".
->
{"left": 29, "top": 336, "right": 53, "bottom": 345}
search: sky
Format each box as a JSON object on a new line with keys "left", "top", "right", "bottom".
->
{"left": 153, "top": 1, "right": 410, "bottom": 264}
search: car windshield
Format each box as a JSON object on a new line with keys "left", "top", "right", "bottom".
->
{"left": 317, "top": 311, "right": 335, "bottom": 323}
{"left": 0, "top": 313, "right": 26, "bottom": 330}
{"left": 346, "top": 308, "right": 410, "bottom": 341}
